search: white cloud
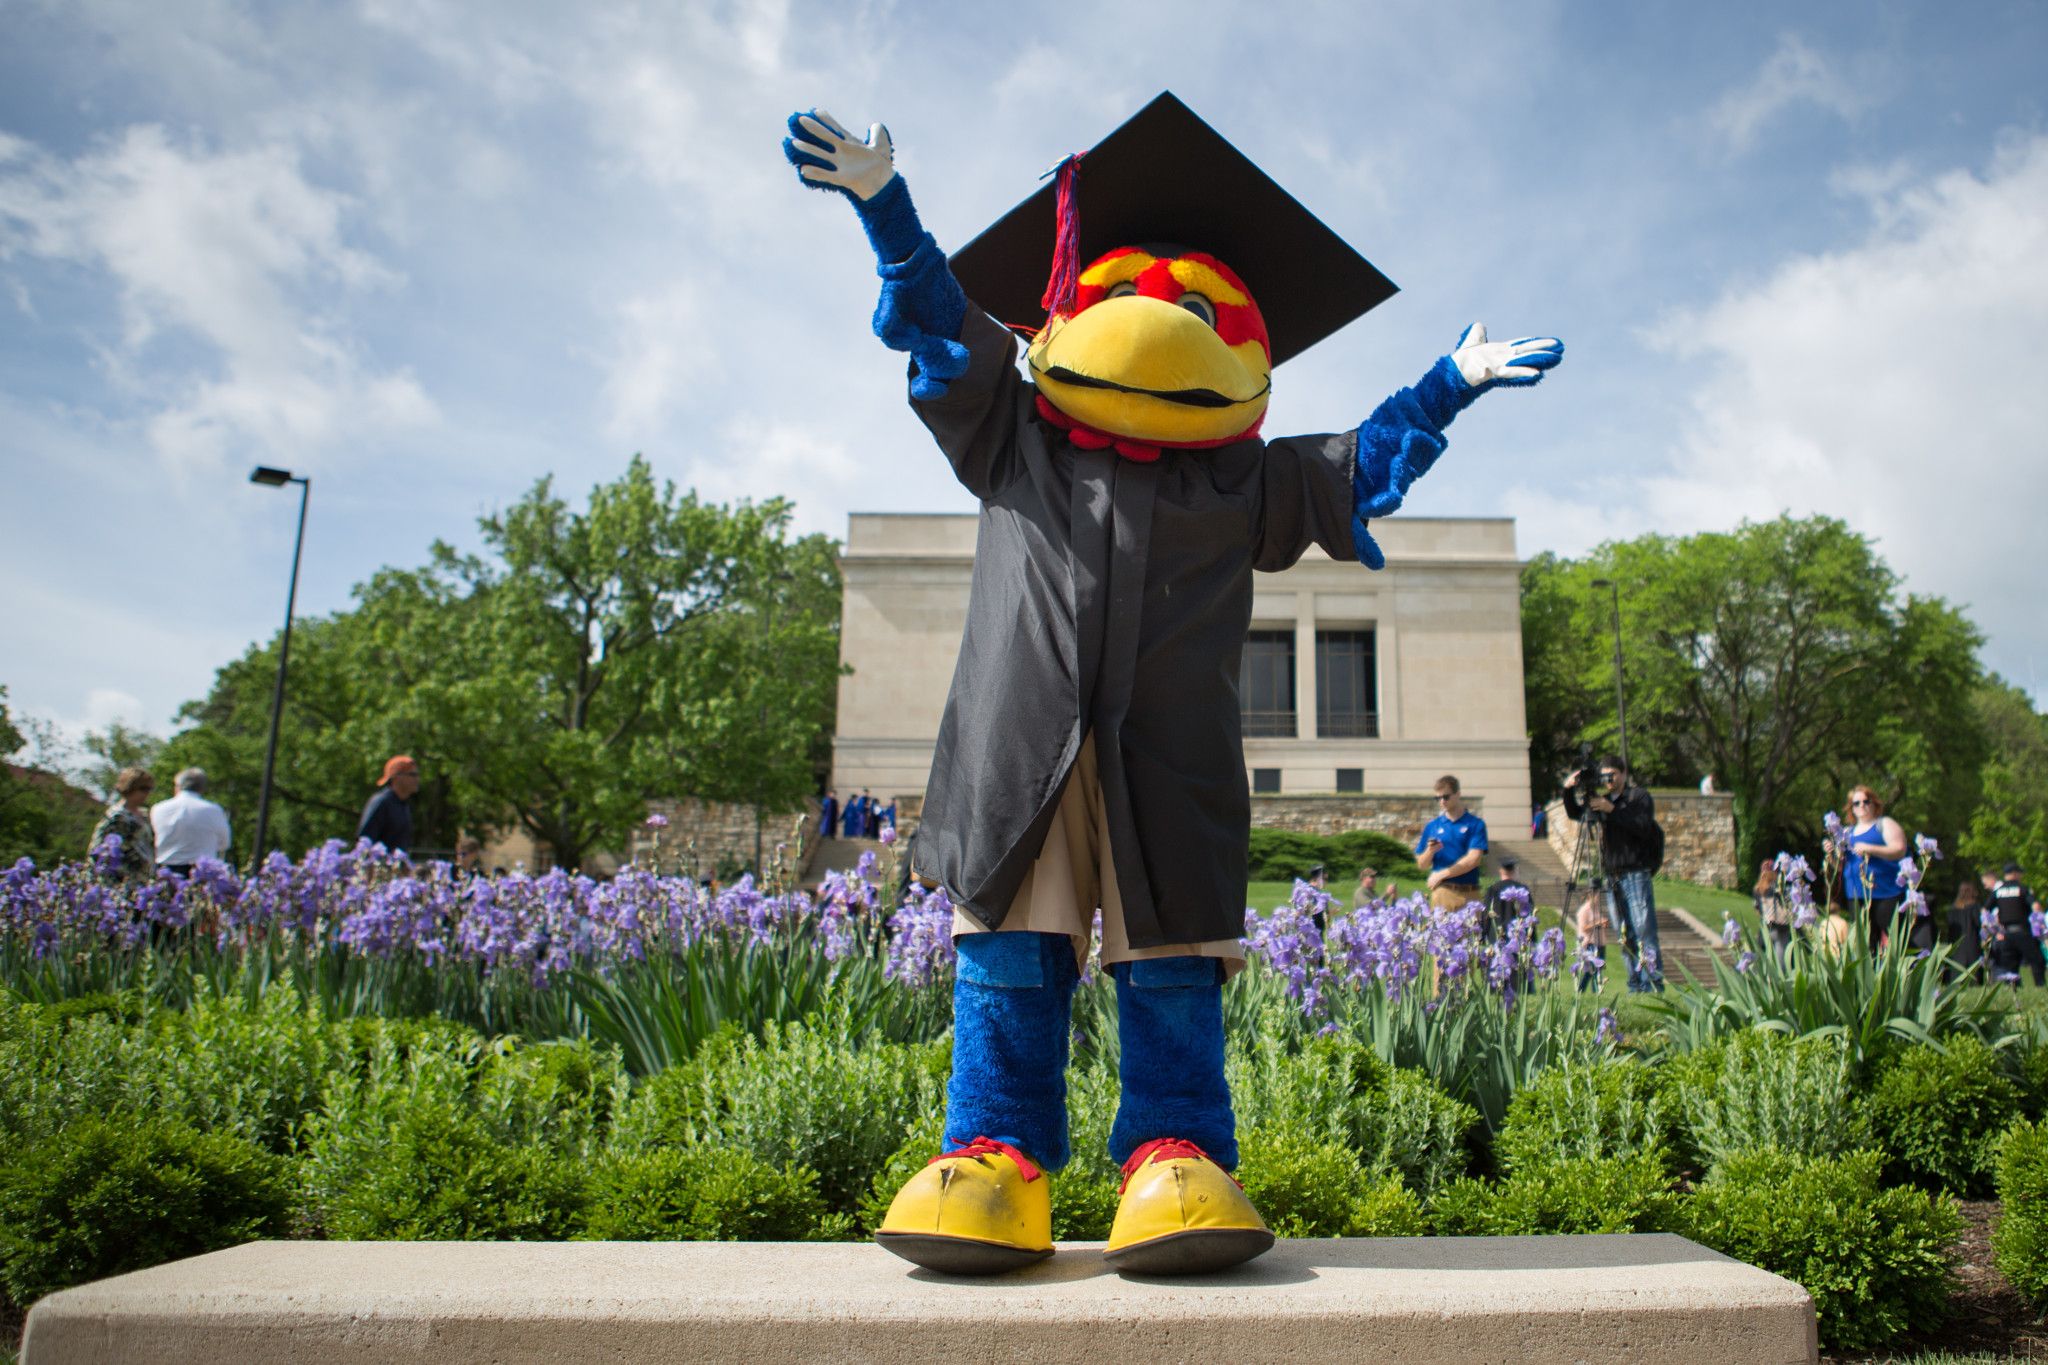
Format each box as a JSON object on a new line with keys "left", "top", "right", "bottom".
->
{"left": 0, "top": 124, "right": 436, "bottom": 474}
{"left": 1632, "top": 131, "right": 2048, "bottom": 687}
{"left": 1708, "top": 34, "right": 1874, "bottom": 154}
{"left": 599, "top": 282, "right": 721, "bottom": 442}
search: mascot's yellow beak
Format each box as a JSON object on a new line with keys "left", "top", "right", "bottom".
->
{"left": 1025, "top": 248, "right": 1273, "bottom": 448}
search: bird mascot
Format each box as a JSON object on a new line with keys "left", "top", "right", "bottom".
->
{"left": 784, "top": 93, "right": 1562, "bottom": 1276}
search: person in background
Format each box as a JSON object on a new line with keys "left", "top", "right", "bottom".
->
{"left": 1306, "top": 863, "right": 1327, "bottom": 892}
{"left": 820, "top": 789, "right": 840, "bottom": 841}
{"left": 1562, "top": 754, "right": 1666, "bottom": 992}
{"left": 89, "top": 766, "right": 157, "bottom": 883}
{"left": 843, "top": 791, "right": 867, "bottom": 838}
{"left": 454, "top": 836, "right": 484, "bottom": 876}
{"left": 1415, "top": 774, "right": 1488, "bottom": 913}
{"left": 863, "top": 787, "right": 881, "bottom": 838}
{"left": 1573, "top": 891, "right": 1608, "bottom": 991}
{"left": 1698, "top": 773, "right": 1718, "bottom": 795}
{"left": 882, "top": 799, "right": 897, "bottom": 833}
{"left": 1530, "top": 804, "right": 1547, "bottom": 839}
{"left": 357, "top": 755, "right": 419, "bottom": 855}
{"left": 1480, "top": 854, "right": 1529, "bottom": 942}
{"left": 151, "top": 767, "right": 231, "bottom": 875}
{"left": 1988, "top": 861, "right": 2045, "bottom": 988}
{"left": 1944, "top": 877, "right": 1984, "bottom": 979}
{"left": 1843, "top": 785, "right": 1913, "bottom": 951}
{"left": 1754, "top": 858, "right": 1793, "bottom": 965}
{"left": 1351, "top": 866, "right": 1380, "bottom": 910}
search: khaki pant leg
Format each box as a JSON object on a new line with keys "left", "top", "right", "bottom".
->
{"left": 953, "top": 735, "right": 1245, "bottom": 975}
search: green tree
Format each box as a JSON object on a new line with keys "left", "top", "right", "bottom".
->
{"left": 76, "top": 720, "right": 168, "bottom": 801}
{"left": 160, "top": 613, "right": 460, "bottom": 862}
{"left": 1519, "top": 552, "right": 1606, "bottom": 799}
{"left": 1959, "top": 679, "right": 2048, "bottom": 884}
{"left": 170, "top": 459, "right": 843, "bottom": 869}
{"left": 0, "top": 688, "right": 101, "bottom": 867}
{"left": 1522, "top": 516, "right": 1987, "bottom": 877}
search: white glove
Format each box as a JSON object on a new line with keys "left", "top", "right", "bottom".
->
{"left": 1450, "top": 323, "right": 1563, "bottom": 390}
{"left": 790, "top": 111, "right": 896, "bottom": 201}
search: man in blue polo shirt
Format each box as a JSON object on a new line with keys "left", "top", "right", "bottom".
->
{"left": 1415, "top": 774, "right": 1489, "bottom": 913}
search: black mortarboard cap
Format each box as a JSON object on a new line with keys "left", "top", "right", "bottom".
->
{"left": 948, "top": 92, "right": 1397, "bottom": 367}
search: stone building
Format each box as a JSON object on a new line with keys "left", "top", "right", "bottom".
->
{"left": 831, "top": 513, "right": 1534, "bottom": 837}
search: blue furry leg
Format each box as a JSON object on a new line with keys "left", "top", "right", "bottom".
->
{"left": 944, "top": 931, "right": 1078, "bottom": 1171}
{"left": 1108, "top": 957, "right": 1237, "bottom": 1169}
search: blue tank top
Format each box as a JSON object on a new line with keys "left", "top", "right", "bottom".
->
{"left": 1845, "top": 823, "right": 1901, "bottom": 901}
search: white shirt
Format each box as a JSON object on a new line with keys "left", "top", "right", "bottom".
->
{"left": 151, "top": 789, "right": 232, "bottom": 866}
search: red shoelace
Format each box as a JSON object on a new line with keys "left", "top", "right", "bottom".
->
{"left": 1119, "top": 1137, "right": 1236, "bottom": 1193}
{"left": 932, "top": 1136, "right": 1042, "bottom": 1182}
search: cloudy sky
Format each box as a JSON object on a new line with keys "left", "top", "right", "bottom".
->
{"left": 3, "top": 0, "right": 2045, "bottom": 749}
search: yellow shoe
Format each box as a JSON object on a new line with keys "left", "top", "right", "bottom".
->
{"left": 1104, "top": 1138, "right": 1274, "bottom": 1275}
{"left": 875, "top": 1136, "right": 1054, "bottom": 1275}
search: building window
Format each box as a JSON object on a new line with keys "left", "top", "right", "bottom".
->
{"left": 1252, "top": 768, "right": 1281, "bottom": 794}
{"left": 1241, "top": 629, "right": 1296, "bottom": 737}
{"left": 1335, "top": 768, "right": 1363, "bottom": 793}
{"left": 1316, "top": 629, "right": 1378, "bottom": 738}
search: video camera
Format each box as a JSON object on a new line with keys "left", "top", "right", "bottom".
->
{"left": 1565, "top": 741, "right": 1605, "bottom": 823}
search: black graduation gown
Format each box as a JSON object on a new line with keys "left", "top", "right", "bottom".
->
{"left": 909, "top": 308, "right": 1448, "bottom": 948}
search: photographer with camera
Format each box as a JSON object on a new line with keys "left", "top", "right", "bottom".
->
{"left": 1563, "top": 753, "right": 1667, "bottom": 992}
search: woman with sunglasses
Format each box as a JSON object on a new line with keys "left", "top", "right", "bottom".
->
{"left": 1843, "top": 785, "right": 1916, "bottom": 951}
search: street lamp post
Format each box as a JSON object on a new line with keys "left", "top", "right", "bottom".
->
{"left": 1589, "top": 577, "right": 1630, "bottom": 773}
{"left": 249, "top": 466, "right": 310, "bottom": 865}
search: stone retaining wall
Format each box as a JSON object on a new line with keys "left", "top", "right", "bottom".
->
{"left": 633, "top": 797, "right": 813, "bottom": 876}
{"left": 1544, "top": 790, "right": 1737, "bottom": 889}
{"left": 1250, "top": 793, "right": 1482, "bottom": 838}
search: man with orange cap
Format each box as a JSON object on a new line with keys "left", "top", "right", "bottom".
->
{"left": 356, "top": 754, "right": 419, "bottom": 855}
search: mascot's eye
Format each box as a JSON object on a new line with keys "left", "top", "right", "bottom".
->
{"left": 1176, "top": 293, "right": 1217, "bottom": 327}
{"left": 1106, "top": 281, "right": 1138, "bottom": 299}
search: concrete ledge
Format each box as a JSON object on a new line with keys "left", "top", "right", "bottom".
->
{"left": 23, "top": 1235, "right": 1817, "bottom": 1364}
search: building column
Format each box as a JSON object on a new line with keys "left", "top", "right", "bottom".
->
{"left": 1294, "top": 593, "right": 1317, "bottom": 742}
{"left": 1377, "top": 618, "right": 1400, "bottom": 740}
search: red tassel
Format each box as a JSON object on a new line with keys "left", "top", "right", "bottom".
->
{"left": 1038, "top": 153, "right": 1084, "bottom": 319}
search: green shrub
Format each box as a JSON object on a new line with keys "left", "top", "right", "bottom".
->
{"left": 1495, "top": 1059, "right": 1672, "bottom": 1175}
{"left": 0, "top": 1006, "right": 154, "bottom": 1145}
{"left": 582, "top": 1147, "right": 828, "bottom": 1241}
{"left": 1429, "top": 1152, "right": 1678, "bottom": 1236}
{"left": 148, "top": 984, "right": 335, "bottom": 1153}
{"left": 473, "top": 1036, "right": 632, "bottom": 1161}
{"left": 1246, "top": 828, "right": 1414, "bottom": 887}
{"left": 1236, "top": 1127, "right": 1364, "bottom": 1237}
{"left": 0, "top": 1116, "right": 291, "bottom": 1305}
{"left": 317, "top": 1103, "right": 586, "bottom": 1241}
{"left": 613, "top": 1019, "right": 948, "bottom": 1211}
{"left": 856, "top": 1112, "right": 948, "bottom": 1235}
{"left": 1681, "top": 1148, "right": 1961, "bottom": 1352}
{"left": 1347, "top": 1175, "right": 1428, "bottom": 1236}
{"left": 1228, "top": 1026, "right": 1474, "bottom": 1196}
{"left": 1991, "top": 1119, "right": 2048, "bottom": 1307}
{"left": 1670, "top": 1031, "right": 1866, "bottom": 1170}
{"left": 1864, "top": 1037, "right": 2023, "bottom": 1196}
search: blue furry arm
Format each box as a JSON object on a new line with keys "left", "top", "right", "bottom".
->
{"left": 784, "top": 112, "right": 968, "bottom": 399}
{"left": 1349, "top": 355, "right": 1474, "bottom": 570}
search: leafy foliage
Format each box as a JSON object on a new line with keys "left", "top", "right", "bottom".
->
{"left": 1991, "top": 1118, "right": 2048, "bottom": 1307}
{"left": 581, "top": 1147, "right": 829, "bottom": 1241}
{"left": 1494, "top": 1058, "right": 1673, "bottom": 1174}
{"left": 611, "top": 1018, "right": 948, "bottom": 1210}
{"left": 1667, "top": 1031, "right": 1867, "bottom": 1170}
{"left": 1519, "top": 516, "right": 1987, "bottom": 877}
{"left": 1864, "top": 1035, "right": 2023, "bottom": 1196}
{"left": 1429, "top": 1151, "right": 1679, "bottom": 1235}
{"left": 1244, "top": 828, "right": 1416, "bottom": 885}
{"left": 1640, "top": 931, "right": 2014, "bottom": 1072}
{"left": 1227, "top": 1017, "right": 1475, "bottom": 1196}
{"left": 1681, "top": 1149, "right": 1962, "bottom": 1352}
{"left": 161, "top": 458, "right": 843, "bottom": 865}
{"left": 317, "top": 1102, "right": 588, "bottom": 1241}
{"left": 0, "top": 1116, "right": 291, "bottom": 1305}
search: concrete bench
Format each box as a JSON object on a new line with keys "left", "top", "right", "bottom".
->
{"left": 23, "top": 1234, "right": 1817, "bottom": 1363}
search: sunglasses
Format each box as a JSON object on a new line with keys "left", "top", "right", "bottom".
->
{"left": 1849, "top": 797, "right": 1873, "bottom": 808}
{"left": 1435, "top": 794, "right": 1455, "bottom": 803}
